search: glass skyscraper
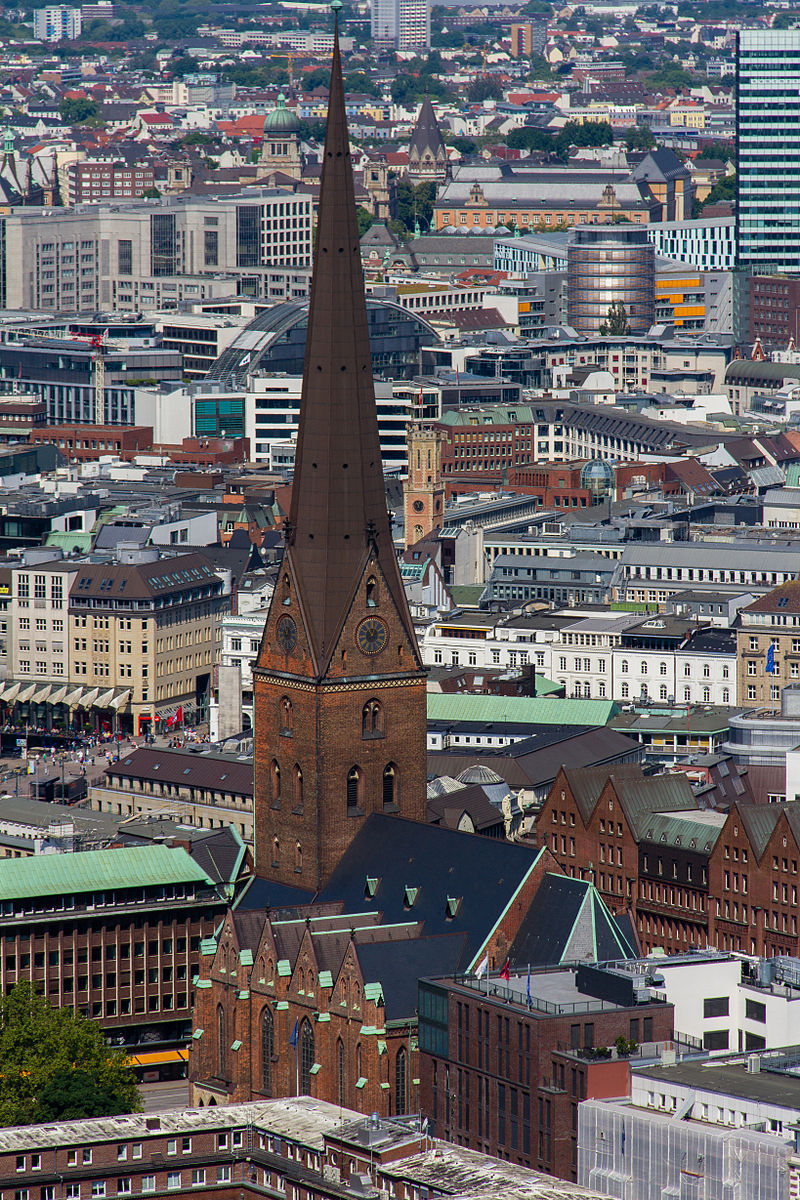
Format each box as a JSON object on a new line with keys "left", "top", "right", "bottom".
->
{"left": 737, "top": 30, "right": 800, "bottom": 272}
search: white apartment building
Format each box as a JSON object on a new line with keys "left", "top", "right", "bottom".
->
{"left": 33, "top": 5, "right": 81, "bottom": 40}
{"left": 647, "top": 215, "right": 736, "bottom": 271}
{"left": 208, "top": 611, "right": 267, "bottom": 739}
{"left": 420, "top": 610, "right": 736, "bottom": 704}
{"left": 371, "top": 0, "right": 430, "bottom": 50}
{"left": 246, "top": 375, "right": 415, "bottom": 471}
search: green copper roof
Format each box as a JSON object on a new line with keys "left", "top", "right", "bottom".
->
{"left": 427, "top": 693, "right": 618, "bottom": 728}
{"left": 264, "top": 92, "right": 301, "bottom": 133}
{"left": 0, "top": 844, "right": 213, "bottom": 902}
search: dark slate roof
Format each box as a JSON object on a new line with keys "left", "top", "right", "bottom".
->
{"left": 427, "top": 784, "right": 506, "bottom": 833}
{"left": 506, "top": 874, "right": 634, "bottom": 967}
{"left": 563, "top": 764, "right": 646, "bottom": 824}
{"left": 409, "top": 97, "right": 446, "bottom": 161}
{"left": 357, "top": 933, "right": 467, "bottom": 1021}
{"left": 316, "top": 813, "right": 541, "bottom": 972}
{"left": 108, "top": 747, "right": 253, "bottom": 798}
{"left": 188, "top": 827, "right": 245, "bottom": 885}
{"left": 236, "top": 874, "right": 316, "bottom": 910}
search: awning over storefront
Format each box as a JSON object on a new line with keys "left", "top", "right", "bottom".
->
{"left": 3, "top": 683, "right": 21, "bottom": 703}
{"left": 96, "top": 689, "right": 116, "bottom": 708}
{"left": 77, "top": 688, "right": 100, "bottom": 709}
{"left": 49, "top": 686, "right": 68, "bottom": 705}
{"left": 31, "top": 685, "right": 52, "bottom": 704}
{"left": 65, "top": 687, "right": 84, "bottom": 707}
{"left": 16, "top": 685, "right": 36, "bottom": 703}
{"left": 109, "top": 690, "right": 131, "bottom": 711}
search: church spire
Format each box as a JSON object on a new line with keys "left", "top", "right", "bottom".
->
{"left": 287, "top": 4, "right": 416, "bottom": 671}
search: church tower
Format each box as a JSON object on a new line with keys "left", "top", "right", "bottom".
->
{"left": 259, "top": 94, "right": 302, "bottom": 181}
{"left": 407, "top": 98, "right": 449, "bottom": 185}
{"left": 404, "top": 422, "right": 445, "bottom": 548}
{"left": 252, "top": 8, "right": 427, "bottom": 892}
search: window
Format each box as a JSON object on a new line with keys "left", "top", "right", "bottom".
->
{"left": 745, "top": 998, "right": 766, "bottom": 1023}
{"left": 166, "top": 1176, "right": 180, "bottom": 1191}
{"left": 396, "top": 1046, "right": 408, "bottom": 1115}
{"left": 261, "top": 1006, "right": 274, "bottom": 1093}
{"left": 293, "top": 765, "right": 303, "bottom": 812}
{"left": 82, "top": 1150, "right": 92, "bottom": 1165}
{"left": 116, "top": 1183, "right": 131, "bottom": 1196}
{"left": 66, "top": 1189, "right": 80, "bottom": 1200}
{"left": 338, "top": 1038, "right": 345, "bottom": 1107}
{"left": 347, "top": 766, "right": 360, "bottom": 812}
{"left": 362, "top": 698, "right": 383, "bottom": 737}
{"left": 383, "top": 763, "right": 397, "bottom": 809}
{"left": 703, "top": 1029, "right": 729, "bottom": 1051}
{"left": 280, "top": 696, "right": 292, "bottom": 733}
{"left": 703, "top": 996, "right": 729, "bottom": 1018}
{"left": 91, "top": 1185, "right": 106, "bottom": 1198}
{"left": 300, "top": 1018, "right": 315, "bottom": 1093}
{"left": 217, "top": 1004, "right": 226, "bottom": 1077}
{"left": 270, "top": 759, "right": 281, "bottom": 806}
{"left": 191, "top": 1171, "right": 205, "bottom": 1187}
{"left": 141, "top": 1179, "right": 156, "bottom": 1194}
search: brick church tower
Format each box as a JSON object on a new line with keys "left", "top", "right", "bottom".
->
{"left": 252, "top": 12, "right": 427, "bottom": 892}
{"left": 404, "top": 422, "right": 445, "bottom": 548}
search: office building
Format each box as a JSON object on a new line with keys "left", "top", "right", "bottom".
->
{"left": 737, "top": 30, "right": 800, "bottom": 272}
{"left": 33, "top": 5, "right": 81, "bottom": 39}
{"left": 0, "top": 189, "right": 313, "bottom": 312}
{"left": 567, "top": 224, "right": 656, "bottom": 335}
{"left": 419, "top": 957, "right": 673, "bottom": 1181}
{"left": 0, "top": 843, "right": 229, "bottom": 1060}
{"left": 65, "top": 160, "right": 156, "bottom": 205}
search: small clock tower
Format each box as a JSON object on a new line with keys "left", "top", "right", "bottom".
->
{"left": 404, "top": 422, "right": 445, "bottom": 549}
{"left": 252, "top": 19, "right": 427, "bottom": 893}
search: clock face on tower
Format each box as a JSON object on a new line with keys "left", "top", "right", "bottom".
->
{"left": 413, "top": 500, "right": 425, "bottom": 512}
{"left": 356, "top": 616, "right": 388, "bottom": 656}
{"left": 276, "top": 615, "right": 298, "bottom": 654}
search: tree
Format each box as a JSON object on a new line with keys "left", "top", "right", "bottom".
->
{"left": 59, "top": 97, "right": 99, "bottom": 123}
{"left": 356, "top": 205, "right": 373, "bottom": 237}
{"left": 467, "top": 77, "right": 503, "bottom": 103}
{"left": 0, "top": 983, "right": 140, "bottom": 1127}
{"left": 600, "top": 301, "right": 631, "bottom": 336}
{"left": 624, "top": 125, "right": 656, "bottom": 151}
{"left": 447, "top": 134, "right": 478, "bottom": 156}
{"left": 140, "top": 186, "right": 161, "bottom": 198}
{"left": 696, "top": 172, "right": 736, "bottom": 213}
{"left": 169, "top": 54, "right": 199, "bottom": 78}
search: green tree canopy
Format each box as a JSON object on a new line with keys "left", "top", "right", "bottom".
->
{"left": 696, "top": 172, "right": 736, "bottom": 213}
{"left": 59, "top": 97, "right": 99, "bottom": 123}
{"left": 356, "top": 205, "right": 373, "bottom": 237}
{"left": 394, "top": 179, "right": 436, "bottom": 233}
{"left": 467, "top": 77, "right": 503, "bottom": 103}
{"left": 0, "top": 983, "right": 140, "bottom": 1127}
{"left": 600, "top": 301, "right": 631, "bottom": 337}
{"left": 624, "top": 124, "right": 656, "bottom": 151}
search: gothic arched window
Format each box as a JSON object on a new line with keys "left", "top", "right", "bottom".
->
{"left": 300, "top": 1018, "right": 315, "bottom": 1094}
{"left": 270, "top": 759, "right": 281, "bottom": 806}
{"left": 280, "top": 697, "right": 293, "bottom": 734}
{"left": 395, "top": 1046, "right": 408, "bottom": 1115}
{"left": 261, "top": 1007, "right": 274, "bottom": 1095}
{"left": 293, "top": 764, "right": 303, "bottom": 812}
{"left": 383, "top": 763, "right": 397, "bottom": 810}
{"left": 337, "top": 1038, "right": 345, "bottom": 1107}
{"left": 217, "top": 1004, "right": 226, "bottom": 1078}
{"left": 362, "top": 699, "right": 384, "bottom": 738}
{"left": 347, "top": 766, "right": 360, "bottom": 812}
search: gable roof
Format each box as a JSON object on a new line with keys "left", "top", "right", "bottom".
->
{"left": 562, "top": 763, "right": 646, "bottom": 824}
{"left": 316, "top": 813, "right": 542, "bottom": 973}
{"left": 507, "top": 873, "right": 635, "bottom": 967}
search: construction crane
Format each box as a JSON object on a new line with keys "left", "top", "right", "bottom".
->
{"left": 262, "top": 50, "right": 295, "bottom": 94}
{"left": 89, "top": 331, "right": 107, "bottom": 426}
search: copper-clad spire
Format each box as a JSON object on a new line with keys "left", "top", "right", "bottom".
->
{"left": 287, "top": 7, "right": 417, "bottom": 669}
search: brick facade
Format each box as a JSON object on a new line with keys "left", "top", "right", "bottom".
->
{"left": 252, "top": 555, "right": 427, "bottom": 891}
{"left": 418, "top": 971, "right": 674, "bottom": 1182}
{"left": 536, "top": 767, "right": 800, "bottom": 959}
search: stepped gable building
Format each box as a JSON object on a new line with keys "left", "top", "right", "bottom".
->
{"left": 188, "top": 10, "right": 637, "bottom": 1124}
{"left": 250, "top": 14, "right": 428, "bottom": 894}
{"left": 408, "top": 98, "right": 449, "bottom": 184}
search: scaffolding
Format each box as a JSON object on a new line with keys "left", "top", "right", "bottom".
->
{"left": 578, "top": 1099, "right": 790, "bottom": 1200}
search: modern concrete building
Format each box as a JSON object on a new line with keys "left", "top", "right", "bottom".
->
{"left": 33, "top": 5, "right": 81, "bottom": 39}
{"left": 0, "top": 189, "right": 313, "bottom": 312}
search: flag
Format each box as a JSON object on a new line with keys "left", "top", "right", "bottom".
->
{"left": 167, "top": 705, "right": 184, "bottom": 727}
{"left": 475, "top": 953, "right": 489, "bottom": 978}
{"left": 766, "top": 643, "right": 776, "bottom": 674}
{"left": 500, "top": 959, "right": 510, "bottom": 981}
{"left": 526, "top": 965, "right": 531, "bottom": 1006}
{"left": 289, "top": 1018, "right": 299, "bottom": 1048}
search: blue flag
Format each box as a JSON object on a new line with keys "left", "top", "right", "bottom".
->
{"left": 289, "top": 1018, "right": 299, "bottom": 1048}
{"left": 526, "top": 965, "right": 531, "bottom": 1007}
{"left": 767, "top": 643, "right": 776, "bottom": 674}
